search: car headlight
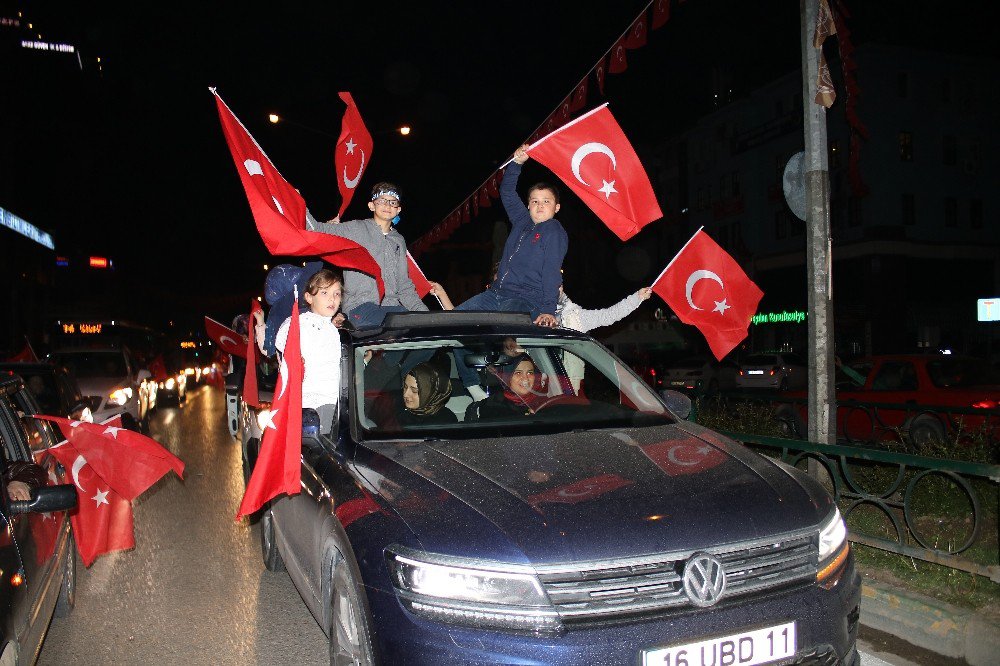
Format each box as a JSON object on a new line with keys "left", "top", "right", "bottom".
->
{"left": 108, "top": 387, "right": 133, "bottom": 405}
{"left": 817, "top": 507, "right": 849, "bottom": 586}
{"left": 165, "top": 378, "right": 175, "bottom": 390}
{"left": 386, "top": 547, "right": 560, "bottom": 634}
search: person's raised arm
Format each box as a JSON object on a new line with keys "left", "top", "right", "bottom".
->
{"left": 499, "top": 146, "right": 531, "bottom": 232}
{"left": 429, "top": 282, "right": 455, "bottom": 310}
{"left": 574, "top": 287, "right": 652, "bottom": 333}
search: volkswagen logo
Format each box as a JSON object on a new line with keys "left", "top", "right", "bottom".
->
{"left": 682, "top": 552, "right": 726, "bottom": 607}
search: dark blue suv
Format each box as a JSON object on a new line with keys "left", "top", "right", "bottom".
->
{"left": 241, "top": 312, "right": 860, "bottom": 665}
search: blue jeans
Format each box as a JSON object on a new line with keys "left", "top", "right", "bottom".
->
{"left": 345, "top": 302, "right": 408, "bottom": 329}
{"left": 452, "top": 289, "right": 537, "bottom": 388}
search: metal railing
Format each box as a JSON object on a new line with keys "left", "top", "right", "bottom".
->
{"left": 715, "top": 429, "right": 1000, "bottom": 583}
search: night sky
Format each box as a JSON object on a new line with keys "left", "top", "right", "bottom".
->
{"left": 1, "top": 1, "right": 988, "bottom": 329}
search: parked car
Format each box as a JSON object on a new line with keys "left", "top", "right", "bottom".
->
{"left": 47, "top": 347, "right": 152, "bottom": 431}
{"left": 736, "top": 352, "right": 808, "bottom": 391}
{"left": 240, "top": 312, "right": 860, "bottom": 665}
{"left": 660, "top": 355, "right": 740, "bottom": 395}
{"left": 0, "top": 374, "right": 79, "bottom": 664}
{"left": 776, "top": 354, "right": 1000, "bottom": 447}
{"left": 0, "top": 362, "right": 95, "bottom": 421}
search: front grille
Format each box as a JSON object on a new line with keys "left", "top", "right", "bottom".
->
{"left": 536, "top": 530, "right": 817, "bottom": 621}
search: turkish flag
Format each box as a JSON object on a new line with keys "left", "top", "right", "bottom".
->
{"left": 204, "top": 316, "right": 247, "bottom": 358}
{"left": 652, "top": 0, "right": 671, "bottom": 29}
{"left": 528, "top": 104, "right": 662, "bottom": 241}
{"left": 36, "top": 415, "right": 185, "bottom": 501}
{"left": 595, "top": 58, "right": 607, "bottom": 95}
{"left": 639, "top": 440, "right": 727, "bottom": 476}
{"left": 236, "top": 298, "right": 303, "bottom": 520}
{"left": 212, "top": 90, "right": 385, "bottom": 298}
{"left": 609, "top": 39, "right": 628, "bottom": 73}
{"left": 243, "top": 300, "right": 262, "bottom": 408}
{"left": 527, "top": 473, "right": 632, "bottom": 507}
{"left": 406, "top": 252, "right": 432, "bottom": 299}
{"left": 569, "top": 79, "right": 589, "bottom": 112}
{"left": 46, "top": 443, "right": 135, "bottom": 567}
{"left": 652, "top": 230, "right": 763, "bottom": 360}
{"left": 148, "top": 354, "right": 168, "bottom": 383}
{"left": 488, "top": 171, "right": 502, "bottom": 198}
{"left": 478, "top": 186, "right": 491, "bottom": 208}
{"left": 623, "top": 13, "right": 648, "bottom": 49}
{"left": 335, "top": 92, "right": 373, "bottom": 218}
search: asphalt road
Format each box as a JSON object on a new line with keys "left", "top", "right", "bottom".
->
{"left": 36, "top": 384, "right": 925, "bottom": 665}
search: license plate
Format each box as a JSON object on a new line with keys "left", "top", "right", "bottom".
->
{"left": 670, "top": 380, "right": 685, "bottom": 386}
{"left": 748, "top": 370, "right": 765, "bottom": 375}
{"left": 643, "top": 622, "right": 796, "bottom": 666}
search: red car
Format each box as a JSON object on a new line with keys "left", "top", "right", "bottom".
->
{"left": 776, "top": 354, "right": 1000, "bottom": 447}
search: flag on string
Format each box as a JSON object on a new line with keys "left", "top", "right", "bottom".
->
{"left": 204, "top": 316, "right": 248, "bottom": 358}
{"left": 335, "top": 92, "right": 373, "bottom": 218}
{"left": 624, "top": 13, "right": 648, "bottom": 49}
{"left": 478, "top": 187, "right": 491, "bottom": 208}
{"left": 211, "top": 89, "right": 385, "bottom": 298}
{"left": 528, "top": 104, "right": 662, "bottom": 241}
{"left": 236, "top": 297, "right": 303, "bottom": 520}
{"left": 595, "top": 58, "right": 607, "bottom": 95}
{"left": 651, "top": 229, "right": 763, "bottom": 361}
{"left": 569, "top": 79, "right": 589, "bottom": 112}
{"left": 652, "top": 0, "right": 671, "bottom": 29}
{"left": 243, "top": 300, "right": 263, "bottom": 408}
{"left": 609, "top": 39, "right": 628, "bottom": 73}
{"left": 406, "top": 252, "right": 432, "bottom": 299}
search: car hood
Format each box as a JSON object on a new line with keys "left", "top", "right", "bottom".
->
{"left": 358, "top": 423, "right": 829, "bottom": 565}
{"left": 74, "top": 376, "right": 129, "bottom": 397}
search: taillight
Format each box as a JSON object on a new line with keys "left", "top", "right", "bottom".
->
{"left": 769, "top": 367, "right": 778, "bottom": 376}
{"left": 972, "top": 400, "right": 998, "bottom": 409}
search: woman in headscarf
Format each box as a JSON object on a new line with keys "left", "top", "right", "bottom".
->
{"left": 476, "top": 353, "right": 550, "bottom": 418}
{"left": 400, "top": 362, "right": 457, "bottom": 426}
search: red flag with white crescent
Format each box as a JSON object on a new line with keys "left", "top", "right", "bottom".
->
{"left": 335, "top": 92, "right": 373, "bottom": 218}
{"left": 528, "top": 104, "right": 662, "bottom": 241}
{"left": 243, "top": 300, "right": 262, "bottom": 408}
{"left": 623, "top": 13, "right": 648, "bottom": 49}
{"left": 212, "top": 89, "right": 384, "bottom": 298}
{"left": 652, "top": 229, "right": 763, "bottom": 361}
{"left": 204, "top": 316, "right": 247, "bottom": 358}
{"left": 237, "top": 298, "right": 304, "bottom": 520}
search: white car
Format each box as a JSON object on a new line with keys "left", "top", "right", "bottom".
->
{"left": 736, "top": 352, "right": 808, "bottom": 391}
{"left": 48, "top": 347, "right": 152, "bottom": 430}
{"left": 661, "top": 355, "right": 739, "bottom": 395}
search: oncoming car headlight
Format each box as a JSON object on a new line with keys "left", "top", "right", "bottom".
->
{"left": 386, "top": 547, "right": 560, "bottom": 634}
{"left": 817, "top": 507, "right": 849, "bottom": 586}
{"left": 165, "top": 378, "right": 176, "bottom": 390}
{"left": 108, "top": 387, "right": 133, "bottom": 406}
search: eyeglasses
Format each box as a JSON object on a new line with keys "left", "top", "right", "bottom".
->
{"left": 373, "top": 198, "right": 400, "bottom": 208}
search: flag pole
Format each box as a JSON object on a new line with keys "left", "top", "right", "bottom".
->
{"left": 651, "top": 226, "right": 705, "bottom": 287}
{"left": 498, "top": 103, "right": 611, "bottom": 170}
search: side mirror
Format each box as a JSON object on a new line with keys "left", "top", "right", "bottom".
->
{"left": 136, "top": 369, "right": 152, "bottom": 382}
{"left": 8, "top": 484, "right": 78, "bottom": 515}
{"left": 659, "top": 389, "right": 692, "bottom": 420}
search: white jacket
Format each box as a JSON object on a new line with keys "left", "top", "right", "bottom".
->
{"left": 276, "top": 311, "right": 341, "bottom": 409}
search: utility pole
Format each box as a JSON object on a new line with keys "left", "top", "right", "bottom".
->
{"left": 800, "top": 0, "right": 835, "bottom": 444}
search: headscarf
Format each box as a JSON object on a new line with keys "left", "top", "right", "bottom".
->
{"left": 404, "top": 362, "right": 452, "bottom": 416}
{"left": 493, "top": 353, "right": 548, "bottom": 412}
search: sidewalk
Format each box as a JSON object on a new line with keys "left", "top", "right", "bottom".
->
{"left": 860, "top": 580, "right": 1000, "bottom": 666}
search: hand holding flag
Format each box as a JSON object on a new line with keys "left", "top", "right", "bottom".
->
{"left": 652, "top": 229, "right": 763, "bottom": 361}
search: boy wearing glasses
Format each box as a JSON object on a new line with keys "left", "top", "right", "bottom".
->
{"left": 307, "top": 181, "right": 428, "bottom": 327}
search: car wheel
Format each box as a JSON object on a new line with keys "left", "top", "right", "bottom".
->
{"left": 775, "top": 405, "right": 805, "bottom": 439}
{"left": 908, "top": 415, "right": 945, "bottom": 449}
{"left": 260, "top": 505, "right": 285, "bottom": 572}
{"left": 54, "top": 533, "right": 77, "bottom": 617}
{"left": 329, "top": 549, "right": 376, "bottom": 666}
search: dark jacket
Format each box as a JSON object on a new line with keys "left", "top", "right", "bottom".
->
{"left": 493, "top": 162, "right": 568, "bottom": 316}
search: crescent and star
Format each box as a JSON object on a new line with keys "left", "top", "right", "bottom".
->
{"left": 685, "top": 270, "right": 732, "bottom": 314}
{"left": 219, "top": 335, "right": 239, "bottom": 349}
{"left": 570, "top": 143, "right": 619, "bottom": 199}
{"left": 342, "top": 137, "right": 365, "bottom": 189}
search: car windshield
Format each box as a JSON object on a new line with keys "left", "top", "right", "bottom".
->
{"left": 743, "top": 354, "right": 777, "bottom": 366}
{"left": 354, "top": 335, "right": 673, "bottom": 440}
{"left": 926, "top": 358, "right": 1000, "bottom": 388}
{"left": 51, "top": 351, "right": 127, "bottom": 379}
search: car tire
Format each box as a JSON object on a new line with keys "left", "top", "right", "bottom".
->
{"left": 328, "top": 548, "right": 376, "bottom": 666}
{"left": 260, "top": 506, "right": 285, "bottom": 572}
{"left": 54, "top": 533, "right": 77, "bottom": 617}
{"left": 775, "top": 405, "right": 805, "bottom": 439}
{"left": 908, "top": 415, "right": 945, "bottom": 449}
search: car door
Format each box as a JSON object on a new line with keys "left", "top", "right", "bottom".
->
{"left": 0, "top": 389, "right": 65, "bottom": 657}
{"left": 848, "top": 360, "right": 915, "bottom": 440}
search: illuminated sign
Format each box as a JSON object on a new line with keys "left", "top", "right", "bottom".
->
{"left": 180, "top": 341, "right": 196, "bottom": 349}
{"left": 56, "top": 256, "right": 69, "bottom": 267}
{"left": 62, "top": 323, "right": 103, "bottom": 335}
{"left": 751, "top": 310, "right": 807, "bottom": 325}
{"left": 89, "top": 256, "right": 109, "bottom": 268}
{"left": 0, "top": 206, "right": 55, "bottom": 250}
{"left": 1, "top": 17, "right": 21, "bottom": 27}
{"left": 978, "top": 298, "right": 1000, "bottom": 322}
{"left": 20, "top": 39, "right": 76, "bottom": 53}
